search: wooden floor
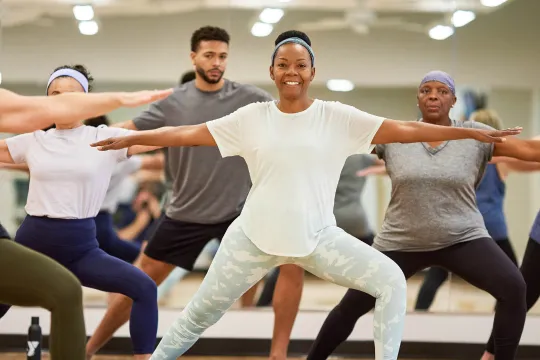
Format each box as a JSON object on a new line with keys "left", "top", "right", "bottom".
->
{"left": 82, "top": 271, "right": 540, "bottom": 314}
{"left": 2, "top": 356, "right": 371, "bottom": 360}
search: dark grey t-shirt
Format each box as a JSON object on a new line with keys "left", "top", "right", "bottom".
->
{"left": 133, "top": 79, "right": 273, "bottom": 224}
{"left": 333, "top": 154, "right": 376, "bottom": 238}
{"left": 373, "top": 120, "right": 494, "bottom": 252}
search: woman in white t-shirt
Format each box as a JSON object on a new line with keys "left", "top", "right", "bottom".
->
{"left": 0, "top": 80, "right": 171, "bottom": 360}
{"left": 0, "top": 65, "right": 167, "bottom": 360}
{"left": 91, "top": 30, "right": 521, "bottom": 360}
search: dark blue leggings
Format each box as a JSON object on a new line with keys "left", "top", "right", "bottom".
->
{"left": 95, "top": 211, "right": 141, "bottom": 264}
{"left": 0, "top": 216, "right": 157, "bottom": 354}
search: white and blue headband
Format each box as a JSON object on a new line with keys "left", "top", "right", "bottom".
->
{"left": 46, "top": 68, "right": 89, "bottom": 94}
{"left": 271, "top": 37, "right": 315, "bottom": 66}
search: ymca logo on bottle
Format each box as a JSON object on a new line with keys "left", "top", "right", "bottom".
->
{"left": 27, "top": 341, "right": 40, "bottom": 357}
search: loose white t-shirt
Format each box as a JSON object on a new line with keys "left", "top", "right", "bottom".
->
{"left": 6, "top": 125, "right": 133, "bottom": 219}
{"left": 206, "top": 99, "right": 385, "bottom": 256}
{"left": 100, "top": 156, "right": 143, "bottom": 214}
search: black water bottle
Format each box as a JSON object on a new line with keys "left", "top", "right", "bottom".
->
{"left": 26, "top": 317, "right": 41, "bottom": 360}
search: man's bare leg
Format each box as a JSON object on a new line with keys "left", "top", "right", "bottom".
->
{"left": 241, "top": 280, "right": 262, "bottom": 307}
{"left": 270, "top": 264, "right": 304, "bottom": 360}
{"left": 85, "top": 253, "right": 174, "bottom": 359}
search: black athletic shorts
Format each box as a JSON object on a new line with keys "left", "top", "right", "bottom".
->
{"left": 144, "top": 215, "right": 236, "bottom": 271}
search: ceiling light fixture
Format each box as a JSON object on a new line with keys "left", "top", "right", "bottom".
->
{"left": 428, "top": 25, "right": 454, "bottom": 40}
{"left": 480, "top": 0, "right": 508, "bottom": 7}
{"left": 259, "top": 8, "right": 284, "bottom": 24}
{"left": 251, "top": 22, "right": 273, "bottom": 37}
{"left": 73, "top": 5, "right": 94, "bottom": 21}
{"left": 78, "top": 20, "right": 99, "bottom": 35}
{"left": 326, "top": 79, "right": 355, "bottom": 92}
{"left": 451, "top": 10, "right": 476, "bottom": 27}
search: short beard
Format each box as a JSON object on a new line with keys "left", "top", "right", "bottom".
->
{"left": 196, "top": 66, "right": 223, "bottom": 84}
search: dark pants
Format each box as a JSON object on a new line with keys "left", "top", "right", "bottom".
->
{"left": 415, "top": 238, "right": 518, "bottom": 310}
{"left": 256, "top": 233, "right": 374, "bottom": 307}
{"left": 0, "top": 237, "right": 86, "bottom": 360}
{"left": 95, "top": 211, "right": 141, "bottom": 263}
{"left": 307, "top": 238, "right": 526, "bottom": 360}
{"left": 485, "top": 238, "right": 540, "bottom": 354}
{"left": 0, "top": 216, "right": 158, "bottom": 354}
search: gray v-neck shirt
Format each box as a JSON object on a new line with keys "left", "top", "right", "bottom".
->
{"left": 373, "top": 119, "right": 494, "bottom": 252}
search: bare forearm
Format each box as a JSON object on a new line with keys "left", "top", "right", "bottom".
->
{"left": 520, "top": 140, "right": 540, "bottom": 161}
{"left": 1, "top": 91, "right": 124, "bottom": 131}
{"left": 128, "top": 145, "right": 164, "bottom": 156}
{"left": 397, "top": 121, "right": 478, "bottom": 143}
{"left": 41, "top": 93, "right": 127, "bottom": 125}
{"left": 127, "top": 127, "right": 180, "bottom": 147}
{"left": 128, "top": 126, "right": 206, "bottom": 147}
{"left": 493, "top": 138, "right": 540, "bottom": 162}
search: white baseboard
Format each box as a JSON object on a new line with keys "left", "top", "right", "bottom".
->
{"left": 1, "top": 307, "right": 539, "bottom": 345}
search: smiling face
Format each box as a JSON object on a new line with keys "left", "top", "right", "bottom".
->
{"left": 417, "top": 81, "right": 456, "bottom": 122}
{"left": 269, "top": 43, "right": 315, "bottom": 101}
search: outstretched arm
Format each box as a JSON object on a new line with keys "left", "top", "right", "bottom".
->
{"left": 490, "top": 156, "right": 540, "bottom": 172}
{"left": 91, "top": 124, "right": 216, "bottom": 151}
{"left": 493, "top": 137, "right": 540, "bottom": 162}
{"left": 0, "top": 88, "right": 173, "bottom": 134}
{"left": 371, "top": 119, "right": 522, "bottom": 145}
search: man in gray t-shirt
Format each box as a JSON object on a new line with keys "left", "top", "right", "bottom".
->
{"left": 86, "top": 26, "right": 303, "bottom": 360}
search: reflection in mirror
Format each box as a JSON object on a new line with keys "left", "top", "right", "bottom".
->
{"left": 0, "top": 0, "right": 539, "bottom": 349}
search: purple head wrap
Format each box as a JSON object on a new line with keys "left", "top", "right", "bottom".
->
{"left": 419, "top": 70, "right": 455, "bottom": 95}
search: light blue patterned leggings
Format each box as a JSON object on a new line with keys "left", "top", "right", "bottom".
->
{"left": 150, "top": 220, "right": 407, "bottom": 360}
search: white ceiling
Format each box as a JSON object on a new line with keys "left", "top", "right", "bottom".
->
{"left": 1, "top": 0, "right": 531, "bottom": 88}
{"left": 2, "top": 0, "right": 514, "bottom": 32}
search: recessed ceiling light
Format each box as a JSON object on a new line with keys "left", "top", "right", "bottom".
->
{"left": 259, "top": 8, "right": 284, "bottom": 24}
{"left": 451, "top": 10, "right": 476, "bottom": 27}
{"left": 251, "top": 22, "right": 273, "bottom": 37}
{"left": 480, "top": 0, "right": 508, "bottom": 7}
{"left": 428, "top": 25, "right": 454, "bottom": 40}
{"left": 326, "top": 79, "right": 355, "bottom": 92}
{"left": 73, "top": 5, "right": 94, "bottom": 21}
{"left": 79, "top": 20, "right": 99, "bottom": 35}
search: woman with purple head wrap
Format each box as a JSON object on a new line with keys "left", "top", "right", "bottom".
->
{"left": 308, "top": 70, "right": 540, "bottom": 360}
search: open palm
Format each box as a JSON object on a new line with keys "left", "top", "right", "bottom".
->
{"left": 91, "top": 137, "right": 132, "bottom": 151}
{"left": 475, "top": 127, "right": 522, "bottom": 143}
{"left": 119, "top": 89, "right": 174, "bottom": 107}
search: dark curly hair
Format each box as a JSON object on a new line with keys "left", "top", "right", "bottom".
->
{"left": 84, "top": 115, "right": 110, "bottom": 128}
{"left": 190, "top": 26, "right": 230, "bottom": 52}
{"left": 274, "top": 30, "right": 311, "bottom": 47}
{"left": 51, "top": 64, "right": 94, "bottom": 92}
{"left": 179, "top": 70, "right": 196, "bottom": 85}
